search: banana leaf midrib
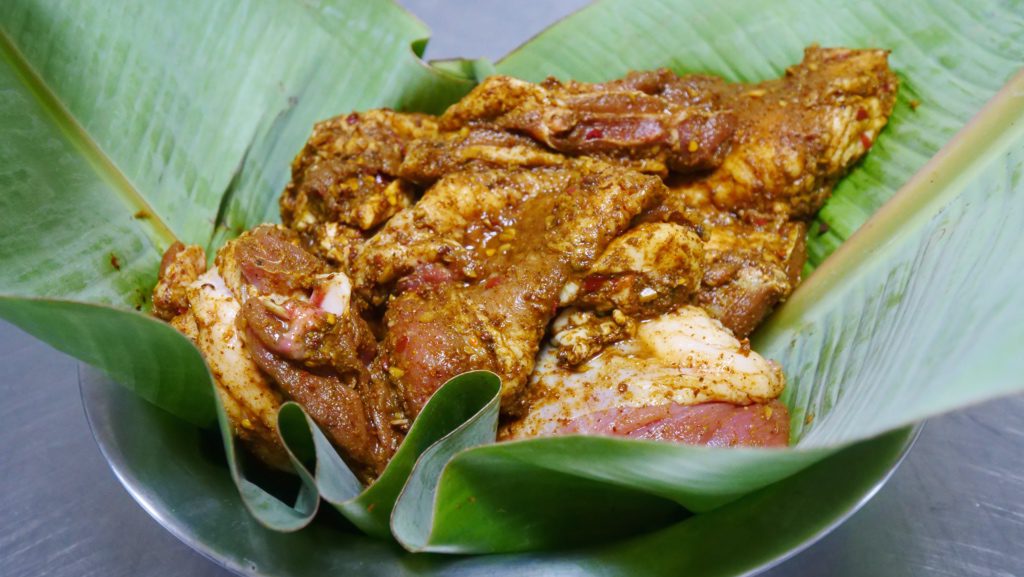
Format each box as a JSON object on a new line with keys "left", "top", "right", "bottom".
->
{"left": 0, "top": 27, "right": 177, "bottom": 252}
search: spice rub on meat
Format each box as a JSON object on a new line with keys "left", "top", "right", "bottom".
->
{"left": 280, "top": 110, "right": 437, "bottom": 268}
{"left": 629, "top": 45, "right": 897, "bottom": 337}
{"left": 639, "top": 185, "right": 808, "bottom": 338}
{"left": 666, "top": 46, "right": 898, "bottom": 220}
{"left": 398, "top": 125, "right": 567, "bottom": 185}
{"left": 696, "top": 45, "right": 895, "bottom": 334}
{"left": 154, "top": 45, "right": 897, "bottom": 477}
{"left": 156, "top": 226, "right": 405, "bottom": 480}
{"left": 505, "top": 305, "right": 788, "bottom": 446}
{"left": 381, "top": 161, "right": 664, "bottom": 418}
{"left": 351, "top": 165, "right": 581, "bottom": 304}
{"left": 438, "top": 70, "right": 735, "bottom": 175}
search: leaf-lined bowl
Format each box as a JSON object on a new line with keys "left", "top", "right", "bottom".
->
{"left": 2, "top": 0, "right": 1023, "bottom": 564}
{"left": 81, "top": 365, "right": 919, "bottom": 576}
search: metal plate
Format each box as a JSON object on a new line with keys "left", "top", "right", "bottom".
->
{"left": 80, "top": 366, "right": 918, "bottom": 577}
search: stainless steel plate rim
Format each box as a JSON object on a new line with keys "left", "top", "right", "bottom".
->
{"left": 80, "top": 364, "right": 920, "bottom": 577}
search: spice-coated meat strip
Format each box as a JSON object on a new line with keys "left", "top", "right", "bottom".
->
{"left": 381, "top": 161, "right": 665, "bottom": 418}
{"left": 280, "top": 110, "right": 437, "bottom": 267}
{"left": 665, "top": 46, "right": 899, "bottom": 220}
{"left": 579, "top": 46, "right": 898, "bottom": 338}
{"left": 438, "top": 70, "right": 736, "bottom": 175}
{"left": 504, "top": 305, "right": 789, "bottom": 447}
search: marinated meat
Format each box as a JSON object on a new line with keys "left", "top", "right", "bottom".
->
{"left": 552, "top": 222, "right": 706, "bottom": 367}
{"left": 639, "top": 46, "right": 895, "bottom": 336}
{"left": 503, "top": 305, "right": 788, "bottom": 447}
{"left": 398, "top": 125, "right": 566, "bottom": 184}
{"left": 351, "top": 166, "right": 579, "bottom": 303}
{"left": 698, "top": 214, "right": 806, "bottom": 338}
{"left": 187, "top": 269, "right": 292, "bottom": 468}
{"left": 152, "top": 242, "right": 206, "bottom": 320}
{"left": 381, "top": 161, "right": 665, "bottom": 417}
{"left": 153, "top": 46, "right": 899, "bottom": 476}
{"left": 228, "top": 226, "right": 404, "bottom": 479}
{"left": 280, "top": 110, "right": 437, "bottom": 266}
{"left": 641, "top": 185, "right": 807, "bottom": 338}
{"left": 550, "top": 308, "right": 638, "bottom": 368}
{"left": 563, "top": 222, "right": 705, "bottom": 318}
{"left": 153, "top": 238, "right": 289, "bottom": 470}
{"left": 546, "top": 400, "right": 789, "bottom": 446}
{"left": 439, "top": 72, "right": 735, "bottom": 174}
{"left": 158, "top": 226, "right": 404, "bottom": 478}
{"left": 667, "top": 46, "right": 898, "bottom": 219}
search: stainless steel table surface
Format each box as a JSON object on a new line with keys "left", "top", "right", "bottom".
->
{"left": 2, "top": 1, "right": 1023, "bottom": 575}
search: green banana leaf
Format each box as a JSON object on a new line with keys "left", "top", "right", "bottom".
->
{"left": 2, "top": 0, "right": 1023, "bottom": 556}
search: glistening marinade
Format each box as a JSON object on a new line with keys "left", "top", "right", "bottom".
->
{"left": 153, "top": 46, "right": 897, "bottom": 481}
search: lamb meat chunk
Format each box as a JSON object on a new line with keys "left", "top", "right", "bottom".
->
{"left": 552, "top": 221, "right": 706, "bottom": 366}
{"left": 698, "top": 216, "right": 806, "bottom": 338}
{"left": 398, "top": 125, "right": 567, "bottom": 184}
{"left": 549, "top": 308, "right": 638, "bottom": 368}
{"left": 438, "top": 72, "right": 735, "bottom": 174}
{"left": 184, "top": 266, "right": 291, "bottom": 470}
{"left": 152, "top": 241, "right": 206, "bottom": 320}
{"left": 226, "top": 225, "right": 325, "bottom": 296}
{"left": 383, "top": 250, "right": 564, "bottom": 417}
{"left": 671, "top": 46, "right": 898, "bottom": 219}
{"left": 382, "top": 161, "right": 665, "bottom": 418}
{"left": 552, "top": 400, "right": 789, "bottom": 447}
{"left": 641, "top": 184, "right": 807, "bottom": 338}
{"left": 625, "top": 46, "right": 895, "bottom": 337}
{"left": 503, "top": 305, "right": 788, "bottom": 447}
{"left": 280, "top": 110, "right": 437, "bottom": 266}
{"left": 229, "top": 227, "right": 404, "bottom": 479}
{"left": 350, "top": 166, "right": 576, "bottom": 303}
{"left": 241, "top": 304, "right": 399, "bottom": 480}
{"left": 564, "top": 221, "right": 705, "bottom": 318}
{"left": 154, "top": 225, "right": 404, "bottom": 479}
